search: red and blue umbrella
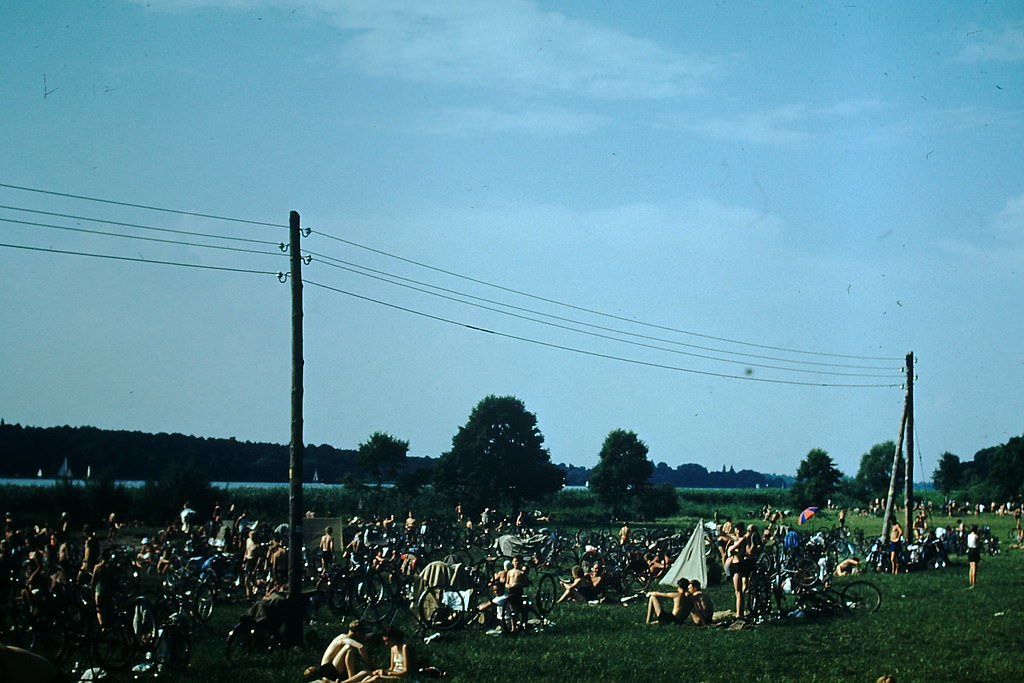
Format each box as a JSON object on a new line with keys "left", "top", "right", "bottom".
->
{"left": 798, "top": 507, "right": 819, "bottom": 525}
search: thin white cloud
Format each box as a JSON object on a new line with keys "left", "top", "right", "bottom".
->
{"left": 668, "top": 100, "right": 889, "bottom": 146}
{"left": 422, "top": 105, "right": 609, "bottom": 137}
{"left": 991, "top": 193, "right": 1024, "bottom": 243}
{"left": 135, "top": 0, "right": 720, "bottom": 100}
{"left": 956, "top": 23, "right": 1024, "bottom": 63}
{"left": 938, "top": 193, "right": 1024, "bottom": 267}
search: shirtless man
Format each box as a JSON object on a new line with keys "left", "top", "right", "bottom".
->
{"left": 306, "top": 620, "right": 371, "bottom": 682}
{"left": 687, "top": 580, "right": 714, "bottom": 625}
{"left": 889, "top": 519, "right": 904, "bottom": 575}
{"left": 318, "top": 527, "right": 336, "bottom": 571}
{"left": 645, "top": 579, "right": 692, "bottom": 625}
{"left": 505, "top": 556, "right": 531, "bottom": 618}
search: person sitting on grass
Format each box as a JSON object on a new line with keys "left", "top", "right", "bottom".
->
{"left": 645, "top": 579, "right": 692, "bottom": 624}
{"left": 646, "top": 550, "right": 669, "bottom": 582}
{"left": 556, "top": 565, "right": 585, "bottom": 603}
{"left": 362, "top": 627, "right": 415, "bottom": 681}
{"left": 305, "top": 620, "right": 371, "bottom": 682}
{"left": 686, "top": 580, "right": 714, "bottom": 626}
{"left": 581, "top": 561, "right": 608, "bottom": 603}
{"left": 245, "top": 579, "right": 290, "bottom": 646}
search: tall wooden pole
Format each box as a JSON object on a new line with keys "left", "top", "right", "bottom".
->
{"left": 903, "top": 352, "right": 915, "bottom": 536}
{"left": 881, "top": 402, "right": 908, "bottom": 542}
{"left": 286, "top": 210, "right": 305, "bottom": 644}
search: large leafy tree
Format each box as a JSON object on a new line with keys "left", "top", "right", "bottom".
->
{"left": 971, "top": 436, "right": 1024, "bottom": 501}
{"left": 791, "top": 448, "right": 842, "bottom": 508}
{"left": 855, "top": 441, "right": 903, "bottom": 499}
{"left": 932, "top": 452, "right": 963, "bottom": 496}
{"left": 433, "top": 395, "right": 564, "bottom": 512}
{"left": 356, "top": 432, "right": 409, "bottom": 487}
{"left": 589, "top": 429, "right": 654, "bottom": 516}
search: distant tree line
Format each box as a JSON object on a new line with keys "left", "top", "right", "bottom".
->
{"left": 787, "top": 434, "right": 1024, "bottom": 509}
{"left": 0, "top": 420, "right": 784, "bottom": 493}
{"left": 0, "top": 422, "right": 406, "bottom": 484}
{"left": 932, "top": 435, "right": 1024, "bottom": 503}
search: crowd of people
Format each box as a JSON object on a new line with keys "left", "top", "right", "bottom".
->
{"left": 3, "top": 491, "right": 1015, "bottom": 681}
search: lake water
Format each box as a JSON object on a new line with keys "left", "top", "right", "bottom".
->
{"left": 0, "top": 478, "right": 340, "bottom": 489}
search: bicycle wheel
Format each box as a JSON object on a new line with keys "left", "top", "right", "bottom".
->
{"left": 746, "top": 573, "right": 773, "bottom": 620}
{"left": 224, "top": 623, "right": 253, "bottom": 661}
{"left": 2, "top": 601, "right": 36, "bottom": 650}
{"left": 26, "top": 618, "right": 67, "bottom": 663}
{"left": 620, "top": 567, "right": 652, "bottom": 596}
{"left": 790, "top": 556, "right": 820, "bottom": 588}
{"left": 91, "top": 621, "right": 135, "bottom": 671}
{"left": 533, "top": 573, "right": 557, "bottom": 617}
{"left": 132, "top": 598, "right": 159, "bottom": 647}
{"left": 416, "top": 587, "right": 465, "bottom": 631}
{"left": 548, "top": 548, "right": 578, "bottom": 574}
{"left": 155, "top": 624, "right": 192, "bottom": 667}
{"left": 463, "top": 587, "right": 494, "bottom": 631}
{"left": 193, "top": 581, "right": 216, "bottom": 623}
{"left": 352, "top": 572, "right": 393, "bottom": 625}
{"left": 326, "top": 580, "right": 350, "bottom": 616}
{"left": 841, "top": 581, "right": 881, "bottom": 613}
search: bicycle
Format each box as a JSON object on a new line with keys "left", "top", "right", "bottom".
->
{"left": 793, "top": 580, "right": 882, "bottom": 617}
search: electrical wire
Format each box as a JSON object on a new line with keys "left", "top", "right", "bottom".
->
{"left": 305, "top": 247, "right": 900, "bottom": 372}
{"left": 0, "top": 182, "right": 287, "bottom": 231}
{"left": 0, "top": 182, "right": 908, "bottom": 373}
{"left": 305, "top": 252, "right": 902, "bottom": 379}
{"left": 309, "top": 226, "right": 905, "bottom": 363}
{"left": 305, "top": 278, "right": 903, "bottom": 389}
{"left": 0, "top": 242, "right": 280, "bottom": 277}
{"left": 0, "top": 204, "right": 282, "bottom": 247}
{"left": 0, "top": 216, "right": 287, "bottom": 259}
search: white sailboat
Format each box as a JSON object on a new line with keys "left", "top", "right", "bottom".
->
{"left": 56, "top": 457, "right": 71, "bottom": 478}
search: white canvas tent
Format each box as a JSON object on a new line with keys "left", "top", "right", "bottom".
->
{"left": 659, "top": 519, "right": 707, "bottom": 588}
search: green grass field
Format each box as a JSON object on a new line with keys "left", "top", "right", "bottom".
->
{"left": 88, "top": 510, "right": 1017, "bottom": 683}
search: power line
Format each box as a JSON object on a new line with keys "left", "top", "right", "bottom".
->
{"left": 0, "top": 242, "right": 281, "bottom": 277}
{"left": 306, "top": 252, "right": 901, "bottom": 379}
{"left": 305, "top": 278, "right": 903, "bottom": 389}
{"left": 305, "top": 247, "right": 899, "bottom": 372}
{"left": 0, "top": 216, "right": 287, "bottom": 259}
{"left": 0, "top": 182, "right": 906, "bottom": 368}
{"left": 0, "top": 204, "right": 283, "bottom": 247}
{"left": 309, "top": 226, "right": 905, "bottom": 363}
{"left": 0, "top": 182, "right": 287, "bottom": 231}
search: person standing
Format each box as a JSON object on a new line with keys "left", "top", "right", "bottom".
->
{"left": 318, "top": 526, "right": 336, "bottom": 572}
{"left": 966, "top": 524, "right": 980, "bottom": 588}
{"left": 889, "top": 519, "right": 903, "bottom": 575}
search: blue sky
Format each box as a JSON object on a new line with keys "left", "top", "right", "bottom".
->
{"left": 1, "top": 1, "right": 1021, "bottom": 479}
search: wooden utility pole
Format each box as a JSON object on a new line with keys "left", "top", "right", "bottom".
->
{"left": 881, "top": 403, "right": 908, "bottom": 541}
{"left": 286, "top": 210, "right": 305, "bottom": 644}
{"left": 903, "top": 352, "right": 915, "bottom": 536}
{"left": 881, "top": 352, "right": 915, "bottom": 545}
